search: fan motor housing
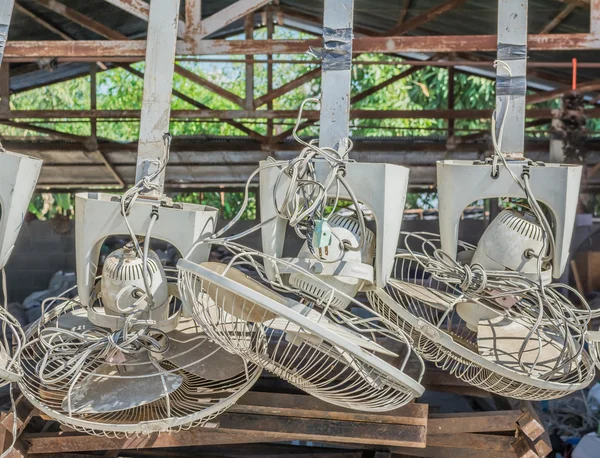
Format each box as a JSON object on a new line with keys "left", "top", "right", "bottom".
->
{"left": 289, "top": 214, "right": 375, "bottom": 309}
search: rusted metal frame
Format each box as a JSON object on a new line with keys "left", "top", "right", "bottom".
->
{"left": 14, "top": 2, "right": 108, "bottom": 70}
{"left": 6, "top": 107, "right": 600, "bottom": 120}
{"left": 0, "top": 64, "right": 9, "bottom": 114}
{"left": 528, "top": 79, "right": 600, "bottom": 103}
{"left": 90, "top": 62, "right": 97, "bottom": 142}
{"left": 244, "top": 14, "right": 255, "bottom": 111}
{"left": 173, "top": 64, "right": 245, "bottom": 107}
{"left": 592, "top": 0, "right": 600, "bottom": 35}
{"left": 34, "top": 0, "right": 126, "bottom": 40}
{"left": 253, "top": 66, "right": 321, "bottom": 109}
{"left": 447, "top": 66, "right": 455, "bottom": 139}
{"left": 396, "top": 0, "right": 412, "bottom": 27}
{"left": 184, "top": 0, "right": 202, "bottom": 44}
{"left": 0, "top": 120, "right": 90, "bottom": 142}
{"left": 195, "top": 0, "right": 272, "bottom": 40}
{"left": 6, "top": 33, "right": 600, "bottom": 61}
{"left": 103, "top": 0, "right": 185, "bottom": 38}
{"left": 14, "top": 2, "right": 70, "bottom": 39}
{"left": 279, "top": 65, "right": 422, "bottom": 140}
{"left": 125, "top": 65, "right": 263, "bottom": 141}
{"left": 540, "top": 3, "right": 577, "bottom": 34}
{"left": 388, "top": 0, "right": 470, "bottom": 36}
{"left": 134, "top": 0, "right": 180, "bottom": 193}
{"left": 266, "top": 7, "right": 274, "bottom": 139}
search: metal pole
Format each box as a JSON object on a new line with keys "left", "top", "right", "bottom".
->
{"left": 0, "top": 0, "right": 14, "bottom": 67}
{"left": 495, "top": 0, "right": 528, "bottom": 159}
{"left": 318, "top": 0, "right": 354, "bottom": 157}
{"left": 135, "top": 0, "right": 180, "bottom": 195}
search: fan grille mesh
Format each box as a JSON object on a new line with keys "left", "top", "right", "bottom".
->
{"left": 178, "top": 265, "right": 420, "bottom": 412}
{"left": 18, "top": 299, "right": 260, "bottom": 437}
{"left": 367, "top": 253, "right": 595, "bottom": 400}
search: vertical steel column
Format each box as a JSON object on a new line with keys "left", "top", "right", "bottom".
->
{"left": 135, "top": 0, "right": 181, "bottom": 195}
{"left": 495, "top": 0, "right": 528, "bottom": 159}
{"left": 318, "top": 0, "right": 354, "bottom": 157}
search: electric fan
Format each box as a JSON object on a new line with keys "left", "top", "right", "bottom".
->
{"left": 367, "top": 232, "right": 595, "bottom": 400}
{"left": 0, "top": 149, "right": 42, "bottom": 386}
{"left": 17, "top": 135, "right": 262, "bottom": 435}
{"left": 178, "top": 241, "right": 425, "bottom": 412}
{"left": 18, "top": 265, "right": 260, "bottom": 436}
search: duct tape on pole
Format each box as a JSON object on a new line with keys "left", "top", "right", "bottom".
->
{"left": 317, "top": 0, "right": 354, "bottom": 158}
{"left": 496, "top": 0, "right": 528, "bottom": 160}
{"left": 135, "top": 0, "right": 180, "bottom": 195}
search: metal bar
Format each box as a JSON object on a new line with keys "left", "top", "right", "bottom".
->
{"left": 388, "top": 0, "right": 469, "bottom": 36}
{"left": 185, "top": 0, "right": 202, "bottom": 43}
{"left": 351, "top": 66, "right": 421, "bottom": 105}
{"left": 318, "top": 0, "right": 354, "bottom": 155}
{"left": 593, "top": 0, "right": 600, "bottom": 35}
{"left": 173, "top": 64, "right": 245, "bottom": 107}
{"left": 266, "top": 6, "right": 274, "bottom": 138}
{"left": 5, "top": 34, "right": 600, "bottom": 60}
{"left": 244, "top": 14, "right": 255, "bottom": 111}
{"left": 254, "top": 67, "right": 321, "bottom": 108}
{"left": 528, "top": 79, "right": 600, "bottom": 103}
{"left": 14, "top": 2, "right": 70, "bottom": 40}
{"left": 495, "top": 0, "right": 528, "bottom": 159}
{"left": 90, "top": 62, "right": 96, "bottom": 142}
{"left": 103, "top": 0, "right": 185, "bottom": 38}
{"left": 134, "top": 0, "right": 180, "bottom": 194}
{"left": 6, "top": 107, "right": 600, "bottom": 120}
{"left": 540, "top": 4, "right": 577, "bottom": 34}
{"left": 0, "top": 120, "right": 89, "bottom": 142}
{"left": 0, "top": 0, "right": 14, "bottom": 66}
{"left": 0, "top": 64, "right": 9, "bottom": 114}
{"left": 197, "top": 0, "right": 271, "bottom": 40}
{"left": 34, "top": 0, "right": 126, "bottom": 40}
{"left": 448, "top": 66, "right": 455, "bottom": 139}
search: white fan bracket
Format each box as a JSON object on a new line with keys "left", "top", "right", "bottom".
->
{"left": 437, "top": 160, "right": 582, "bottom": 278}
{"left": 260, "top": 161, "right": 409, "bottom": 288}
{"left": 75, "top": 192, "right": 219, "bottom": 308}
{"left": 0, "top": 150, "right": 43, "bottom": 269}
{"left": 277, "top": 257, "right": 374, "bottom": 284}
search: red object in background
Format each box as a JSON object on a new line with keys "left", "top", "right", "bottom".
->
{"left": 573, "top": 58, "right": 577, "bottom": 90}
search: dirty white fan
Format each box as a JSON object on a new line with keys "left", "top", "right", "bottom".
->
{"left": 367, "top": 232, "right": 595, "bottom": 400}
{"left": 18, "top": 138, "right": 260, "bottom": 435}
{"left": 178, "top": 242, "right": 425, "bottom": 412}
{"left": 0, "top": 150, "right": 42, "bottom": 386}
{"left": 18, "top": 263, "right": 261, "bottom": 436}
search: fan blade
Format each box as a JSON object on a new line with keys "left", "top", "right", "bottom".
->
{"left": 389, "top": 279, "right": 456, "bottom": 311}
{"left": 157, "top": 318, "right": 246, "bottom": 381}
{"left": 201, "top": 262, "right": 281, "bottom": 322}
{"left": 61, "top": 354, "right": 182, "bottom": 414}
{"left": 477, "top": 316, "right": 566, "bottom": 376}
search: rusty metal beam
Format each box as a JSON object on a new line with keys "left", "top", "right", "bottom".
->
{"left": 244, "top": 14, "right": 255, "bottom": 111}
{"left": 527, "top": 79, "right": 600, "bottom": 103}
{"left": 0, "top": 120, "right": 90, "bottom": 142}
{"left": 33, "top": 0, "right": 126, "bottom": 40}
{"left": 120, "top": 64, "right": 264, "bottom": 140}
{"left": 173, "top": 64, "right": 245, "bottom": 107}
{"left": 593, "top": 0, "right": 600, "bottom": 35}
{"left": 103, "top": 0, "right": 185, "bottom": 38}
{"left": 540, "top": 3, "right": 577, "bottom": 34}
{"left": 5, "top": 34, "right": 600, "bottom": 61}
{"left": 185, "top": 0, "right": 202, "bottom": 43}
{"left": 196, "top": 0, "right": 271, "bottom": 40}
{"left": 351, "top": 66, "right": 421, "bottom": 105}
{"left": 388, "top": 0, "right": 470, "bottom": 35}
{"left": 254, "top": 66, "right": 321, "bottom": 108}
{"left": 14, "top": 2, "right": 70, "bottom": 40}
{"left": 5, "top": 107, "right": 600, "bottom": 120}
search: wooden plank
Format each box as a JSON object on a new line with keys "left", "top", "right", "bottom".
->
{"left": 388, "top": 0, "right": 469, "bottom": 36}
{"left": 428, "top": 411, "right": 521, "bottom": 435}
{"left": 5, "top": 34, "right": 600, "bottom": 61}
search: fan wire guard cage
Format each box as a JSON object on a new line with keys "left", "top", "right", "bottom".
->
{"left": 178, "top": 251, "right": 425, "bottom": 412}
{"left": 18, "top": 269, "right": 261, "bottom": 437}
{"left": 367, "top": 234, "right": 595, "bottom": 401}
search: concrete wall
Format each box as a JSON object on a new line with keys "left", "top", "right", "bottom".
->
{"left": 4, "top": 217, "right": 489, "bottom": 303}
